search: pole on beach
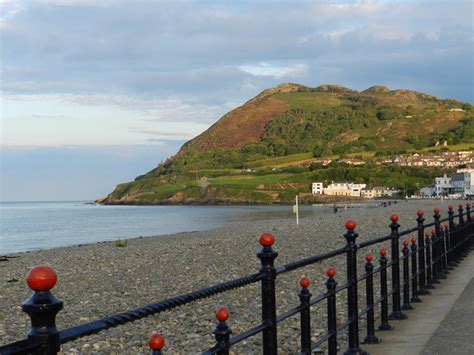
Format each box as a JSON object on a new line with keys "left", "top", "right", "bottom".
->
{"left": 294, "top": 195, "right": 299, "bottom": 226}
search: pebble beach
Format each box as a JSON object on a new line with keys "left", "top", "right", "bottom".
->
{"left": 0, "top": 200, "right": 462, "bottom": 354}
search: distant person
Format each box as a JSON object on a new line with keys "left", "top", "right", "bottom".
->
{"left": 333, "top": 204, "right": 338, "bottom": 213}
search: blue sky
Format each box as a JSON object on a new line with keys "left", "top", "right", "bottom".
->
{"left": 1, "top": 0, "right": 473, "bottom": 201}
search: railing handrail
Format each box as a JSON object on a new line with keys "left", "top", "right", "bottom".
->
{"left": 1, "top": 205, "right": 472, "bottom": 355}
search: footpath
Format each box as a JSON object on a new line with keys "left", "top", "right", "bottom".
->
{"left": 365, "top": 250, "right": 474, "bottom": 355}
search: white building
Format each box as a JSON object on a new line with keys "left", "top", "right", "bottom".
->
{"left": 362, "top": 186, "right": 401, "bottom": 198}
{"left": 435, "top": 174, "right": 452, "bottom": 196}
{"left": 451, "top": 169, "right": 474, "bottom": 198}
{"left": 420, "top": 185, "right": 435, "bottom": 197}
{"left": 312, "top": 182, "right": 323, "bottom": 195}
{"left": 324, "top": 182, "right": 367, "bottom": 197}
{"left": 430, "top": 169, "right": 474, "bottom": 198}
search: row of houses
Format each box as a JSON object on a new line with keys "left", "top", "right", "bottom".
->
{"left": 312, "top": 182, "right": 401, "bottom": 199}
{"left": 394, "top": 151, "right": 473, "bottom": 168}
{"left": 420, "top": 168, "right": 474, "bottom": 198}
{"left": 310, "top": 151, "right": 473, "bottom": 169}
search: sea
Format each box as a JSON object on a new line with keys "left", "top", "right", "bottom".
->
{"left": 0, "top": 201, "right": 335, "bottom": 254}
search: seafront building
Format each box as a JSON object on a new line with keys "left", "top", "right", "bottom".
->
{"left": 311, "top": 182, "right": 399, "bottom": 198}
{"left": 421, "top": 168, "right": 474, "bottom": 198}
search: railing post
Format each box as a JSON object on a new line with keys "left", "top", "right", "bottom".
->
{"left": 299, "top": 277, "right": 312, "bottom": 354}
{"left": 378, "top": 249, "right": 392, "bottom": 331}
{"left": 410, "top": 237, "right": 421, "bottom": 303}
{"left": 22, "top": 265, "right": 63, "bottom": 355}
{"left": 148, "top": 334, "right": 165, "bottom": 355}
{"left": 416, "top": 210, "right": 428, "bottom": 294}
{"left": 448, "top": 205, "right": 459, "bottom": 265}
{"left": 326, "top": 267, "right": 338, "bottom": 355}
{"left": 425, "top": 232, "right": 435, "bottom": 289}
{"left": 442, "top": 225, "right": 451, "bottom": 271}
{"left": 343, "top": 220, "right": 366, "bottom": 354}
{"left": 388, "top": 214, "right": 407, "bottom": 320}
{"left": 257, "top": 233, "right": 278, "bottom": 355}
{"left": 213, "top": 307, "right": 232, "bottom": 355}
{"left": 362, "top": 254, "right": 380, "bottom": 344}
{"left": 467, "top": 203, "right": 473, "bottom": 250}
{"left": 434, "top": 208, "right": 447, "bottom": 279}
{"left": 401, "top": 240, "right": 412, "bottom": 310}
{"left": 431, "top": 230, "right": 441, "bottom": 283}
{"left": 458, "top": 204, "right": 465, "bottom": 225}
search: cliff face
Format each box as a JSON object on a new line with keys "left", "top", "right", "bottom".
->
{"left": 101, "top": 83, "right": 473, "bottom": 205}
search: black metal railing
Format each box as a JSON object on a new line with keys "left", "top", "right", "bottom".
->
{"left": 1, "top": 203, "right": 473, "bottom": 354}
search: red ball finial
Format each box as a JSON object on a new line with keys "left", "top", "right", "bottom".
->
{"left": 390, "top": 214, "right": 398, "bottom": 222}
{"left": 26, "top": 265, "right": 57, "bottom": 292}
{"left": 448, "top": 204, "right": 454, "bottom": 211}
{"left": 431, "top": 230, "right": 436, "bottom": 235}
{"left": 458, "top": 204, "right": 463, "bottom": 209}
{"left": 402, "top": 240, "right": 409, "bottom": 247}
{"left": 417, "top": 210, "right": 424, "bottom": 217}
{"left": 300, "top": 277, "right": 310, "bottom": 289}
{"left": 216, "top": 307, "right": 229, "bottom": 322}
{"left": 411, "top": 237, "right": 416, "bottom": 244}
{"left": 466, "top": 202, "right": 471, "bottom": 207}
{"left": 425, "top": 232, "right": 430, "bottom": 237}
{"left": 259, "top": 233, "right": 275, "bottom": 247}
{"left": 326, "top": 267, "right": 336, "bottom": 278}
{"left": 380, "top": 249, "right": 387, "bottom": 257}
{"left": 148, "top": 334, "right": 165, "bottom": 350}
{"left": 434, "top": 207, "right": 440, "bottom": 215}
{"left": 365, "top": 254, "right": 373, "bottom": 263}
{"left": 345, "top": 220, "right": 356, "bottom": 231}
{"left": 444, "top": 224, "right": 449, "bottom": 230}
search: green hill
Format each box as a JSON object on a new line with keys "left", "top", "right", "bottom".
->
{"left": 100, "top": 83, "right": 473, "bottom": 204}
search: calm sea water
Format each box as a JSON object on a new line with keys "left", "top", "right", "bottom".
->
{"left": 0, "top": 202, "right": 331, "bottom": 254}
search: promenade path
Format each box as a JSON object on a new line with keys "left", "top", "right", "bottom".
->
{"left": 365, "top": 250, "right": 474, "bottom": 355}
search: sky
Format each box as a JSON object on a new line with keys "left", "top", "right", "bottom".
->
{"left": 1, "top": 0, "right": 473, "bottom": 201}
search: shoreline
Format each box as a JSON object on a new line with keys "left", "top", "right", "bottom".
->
{"left": 0, "top": 200, "right": 464, "bottom": 353}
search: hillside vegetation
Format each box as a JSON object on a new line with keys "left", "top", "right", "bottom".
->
{"left": 101, "top": 83, "right": 473, "bottom": 204}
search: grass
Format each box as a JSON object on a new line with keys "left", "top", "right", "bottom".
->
{"left": 115, "top": 239, "right": 128, "bottom": 247}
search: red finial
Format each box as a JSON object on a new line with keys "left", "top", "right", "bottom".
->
{"left": 431, "top": 230, "right": 436, "bottom": 235}
{"left": 458, "top": 204, "right": 463, "bottom": 209}
{"left": 345, "top": 220, "right": 356, "bottom": 231}
{"left": 411, "top": 237, "right": 416, "bottom": 244}
{"left": 402, "top": 240, "right": 409, "bottom": 247}
{"left": 434, "top": 207, "right": 440, "bottom": 215}
{"left": 448, "top": 204, "right": 454, "bottom": 211}
{"left": 444, "top": 224, "right": 449, "bottom": 230}
{"left": 300, "top": 277, "right": 310, "bottom": 289}
{"left": 365, "top": 254, "right": 373, "bottom": 262}
{"left": 390, "top": 214, "right": 398, "bottom": 222}
{"left": 148, "top": 334, "right": 165, "bottom": 350}
{"left": 466, "top": 202, "right": 471, "bottom": 207}
{"left": 26, "top": 265, "right": 57, "bottom": 292}
{"left": 417, "top": 210, "right": 424, "bottom": 217}
{"left": 216, "top": 307, "right": 229, "bottom": 322}
{"left": 380, "top": 249, "right": 387, "bottom": 257}
{"left": 326, "top": 267, "right": 336, "bottom": 278}
{"left": 259, "top": 233, "right": 275, "bottom": 247}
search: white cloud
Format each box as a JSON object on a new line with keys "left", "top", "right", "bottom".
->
{"left": 239, "top": 63, "right": 309, "bottom": 78}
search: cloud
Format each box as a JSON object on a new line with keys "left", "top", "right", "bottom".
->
{"left": 1, "top": 0, "right": 473, "bottom": 116}
{"left": 239, "top": 62, "right": 309, "bottom": 78}
{"left": 32, "top": 114, "right": 65, "bottom": 119}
